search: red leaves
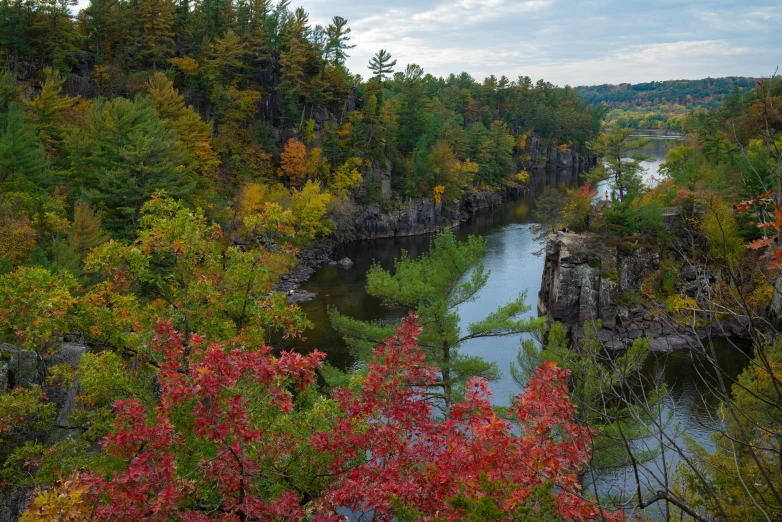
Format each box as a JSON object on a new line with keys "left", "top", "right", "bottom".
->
{"left": 79, "top": 316, "right": 619, "bottom": 521}
{"left": 83, "top": 320, "right": 323, "bottom": 521}
{"left": 314, "top": 315, "right": 622, "bottom": 521}
{"left": 735, "top": 191, "right": 782, "bottom": 268}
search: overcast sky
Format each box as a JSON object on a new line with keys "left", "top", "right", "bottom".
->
{"left": 76, "top": 0, "right": 781, "bottom": 86}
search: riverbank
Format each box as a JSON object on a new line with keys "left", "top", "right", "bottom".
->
{"left": 274, "top": 184, "right": 527, "bottom": 302}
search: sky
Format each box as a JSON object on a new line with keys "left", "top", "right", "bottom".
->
{"left": 75, "top": 0, "right": 781, "bottom": 87}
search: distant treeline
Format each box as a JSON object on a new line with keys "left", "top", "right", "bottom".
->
{"left": 574, "top": 77, "right": 760, "bottom": 131}
{"left": 575, "top": 77, "right": 758, "bottom": 108}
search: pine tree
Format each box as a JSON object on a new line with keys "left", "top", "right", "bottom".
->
{"left": 82, "top": 0, "right": 120, "bottom": 63}
{"left": 204, "top": 29, "right": 246, "bottom": 84}
{"left": 324, "top": 16, "right": 354, "bottom": 66}
{"left": 79, "top": 98, "right": 194, "bottom": 238}
{"left": 368, "top": 49, "right": 396, "bottom": 81}
{"left": 330, "top": 229, "right": 540, "bottom": 411}
{"left": 135, "top": 0, "right": 177, "bottom": 68}
{"left": 55, "top": 200, "right": 109, "bottom": 274}
{"left": 279, "top": 35, "right": 308, "bottom": 122}
{"left": 146, "top": 72, "right": 215, "bottom": 169}
{"left": 31, "top": 0, "right": 79, "bottom": 71}
{"left": 0, "top": 69, "right": 22, "bottom": 124}
{"left": 0, "top": 103, "right": 50, "bottom": 184}
{"left": 24, "top": 68, "right": 76, "bottom": 149}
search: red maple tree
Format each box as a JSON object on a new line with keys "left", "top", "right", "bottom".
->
{"left": 74, "top": 317, "right": 619, "bottom": 521}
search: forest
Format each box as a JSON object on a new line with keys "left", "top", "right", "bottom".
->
{"left": 575, "top": 77, "right": 758, "bottom": 131}
{"left": 0, "top": 0, "right": 781, "bottom": 520}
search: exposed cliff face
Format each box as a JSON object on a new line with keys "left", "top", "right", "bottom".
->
{"left": 537, "top": 232, "right": 700, "bottom": 351}
{"left": 0, "top": 342, "right": 88, "bottom": 522}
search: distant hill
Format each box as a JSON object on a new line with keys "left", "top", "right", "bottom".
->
{"left": 574, "top": 77, "right": 759, "bottom": 130}
{"left": 575, "top": 77, "right": 757, "bottom": 109}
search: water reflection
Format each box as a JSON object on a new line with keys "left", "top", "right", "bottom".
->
{"left": 286, "top": 166, "right": 580, "bottom": 385}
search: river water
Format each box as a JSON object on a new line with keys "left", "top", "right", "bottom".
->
{"left": 286, "top": 131, "right": 752, "bottom": 511}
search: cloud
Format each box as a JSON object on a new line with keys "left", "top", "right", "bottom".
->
{"left": 71, "top": 0, "right": 781, "bottom": 85}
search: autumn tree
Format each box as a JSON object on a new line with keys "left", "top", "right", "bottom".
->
{"left": 79, "top": 193, "right": 307, "bottom": 349}
{"left": 330, "top": 229, "right": 542, "bottom": 410}
{"left": 277, "top": 138, "right": 307, "bottom": 186}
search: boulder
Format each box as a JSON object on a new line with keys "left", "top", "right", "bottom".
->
{"left": 648, "top": 335, "right": 699, "bottom": 352}
{"left": 337, "top": 257, "right": 354, "bottom": 269}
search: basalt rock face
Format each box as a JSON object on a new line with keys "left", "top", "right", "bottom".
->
{"left": 538, "top": 232, "right": 689, "bottom": 350}
{"left": 1, "top": 341, "right": 89, "bottom": 522}
{"left": 538, "top": 232, "right": 620, "bottom": 331}
{"left": 349, "top": 189, "right": 505, "bottom": 241}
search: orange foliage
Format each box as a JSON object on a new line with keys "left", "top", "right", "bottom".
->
{"left": 0, "top": 211, "right": 36, "bottom": 265}
{"left": 277, "top": 138, "right": 307, "bottom": 187}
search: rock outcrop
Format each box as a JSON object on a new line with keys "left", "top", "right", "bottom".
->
{"left": 538, "top": 232, "right": 696, "bottom": 351}
{"left": 0, "top": 341, "right": 88, "bottom": 522}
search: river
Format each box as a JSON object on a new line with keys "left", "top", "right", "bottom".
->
{"left": 285, "top": 131, "right": 752, "bottom": 513}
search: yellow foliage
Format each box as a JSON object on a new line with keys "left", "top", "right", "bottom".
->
{"left": 433, "top": 185, "right": 445, "bottom": 204}
{"left": 517, "top": 131, "right": 530, "bottom": 151}
{"left": 305, "top": 147, "right": 330, "bottom": 180}
{"left": 558, "top": 143, "right": 568, "bottom": 153}
{"left": 0, "top": 211, "right": 36, "bottom": 265}
{"left": 20, "top": 474, "right": 92, "bottom": 522}
{"left": 514, "top": 170, "right": 530, "bottom": 184}
{"left": 168, "top": 56, "right": 199, "bottom": 75}
{"left": 699, "top": 194, "right": 744, "bottom": 270}
{"left": 290, "top": 181, "right": 335, "bottom": 240}
{"left": 331, "top": 157, "right": 364, "bottom": 194}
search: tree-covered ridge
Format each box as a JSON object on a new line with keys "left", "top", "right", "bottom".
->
{"left": 575, "top": 77, "right": 758, "bottom": 108}
{"left": 575, "top": 77, "right": 759, "bottom": 131}
{"left": 0, "top": 0, "right": 600, "bottom": 273}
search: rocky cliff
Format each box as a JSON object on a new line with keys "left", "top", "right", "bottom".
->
{"left": 537, "top": 232, "right": 702, "bottom": 351}
{"left": 0, "top": 342, "right": 88, "bottom": 522}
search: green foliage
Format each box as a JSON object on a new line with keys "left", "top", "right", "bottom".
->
{"left": 76, "top": 98, "right": 195, "bottom": 239}
{"left": 513, "top": 321, "right": 656, "bottom": 474}
{"left": 586, "top": 127, "right": 651, "bottom": 200}
{"left": 331, "top": 229, "right": 542, "bottom": 408}
{"left": 80, "top": 194, "right": 308, "bottom": 351}
{"left": 0, "top": 103, "right": 50, "bottom": 185}
{"left": 0, "top": 266, "right": 76, "bottom": 353}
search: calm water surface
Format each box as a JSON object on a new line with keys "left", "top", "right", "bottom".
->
{"left": 286, "top": 132, "right": 751, "bottom": 508}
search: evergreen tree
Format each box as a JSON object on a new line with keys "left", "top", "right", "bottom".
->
{"left": 32, "top": 0, "right": 79, "bottom": 71}
{"left": 146, "top": 72, "right": 215, "bottom": 169}
{"left": 204, "top": 28, "right": 246, "bottom": 85}
{"left": 0, "top": 103, "right": 49, "bottom": 184}
{"left": 324, "top": 16, "right": 354, "bottom": 66}
{"left": 24, "top": 68, "right": 76, "bottom": 149}
{"left": 279, "top": 35, "right": 308, "bottom": 122}
{"left": 55, "top": 200, "right": 109, "bottom": 274}
{"left": 135, "top": 0, "right": 177, "bottom": 68}
{"left": 586, "top": 127, "right": 652, "bottom": 201}
{"left": 330, "top": 229, "right": 540, "bottom": 411}
{"left": 82, "top": 0, "right": 120, "bottom": 63}
{"left": 79, "top": 98, "right": 194, "bottom": 238}
{"left": 395, "top": 64, "right": 431, "bottom": 154}
{"left": 368, "top": 49, "right": 396, "bottom": 81}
